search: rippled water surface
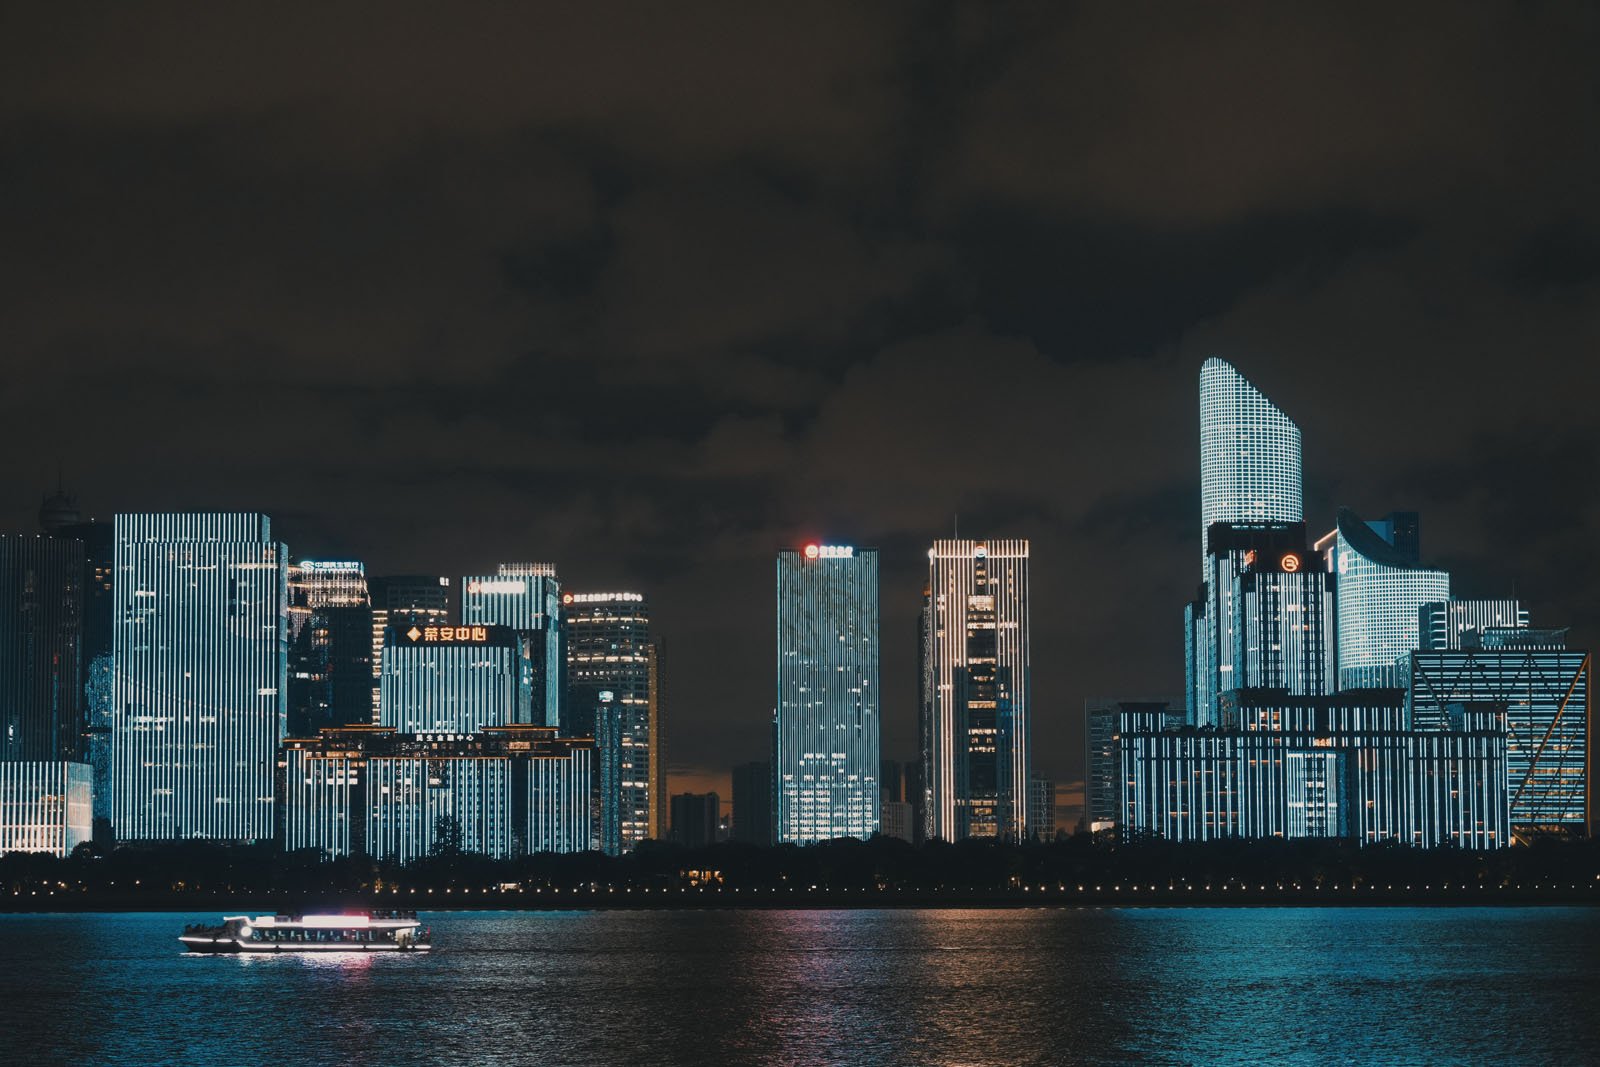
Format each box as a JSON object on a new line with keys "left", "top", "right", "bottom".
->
{"left": 3, "top": 907, "right": 1598, "bottom": 1065}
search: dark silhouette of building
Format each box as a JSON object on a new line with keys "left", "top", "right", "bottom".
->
{"left": 730, "top": 761, "right": 773, "bottom": 846}
{"left": 0, "top": 532, "right": 84, "bottom": 763}
{"left": 670, "top": 791, "right": 720, "bottom": 848}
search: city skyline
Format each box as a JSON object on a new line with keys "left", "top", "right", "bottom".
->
{"left": 5, "top": 7, "right": 1600, "bottom": 828}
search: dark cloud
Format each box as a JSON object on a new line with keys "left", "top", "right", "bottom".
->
{"left": 3, "top": 3, "right": 1598, "bottom": 822}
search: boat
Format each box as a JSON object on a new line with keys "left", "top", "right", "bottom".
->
{"left": 178, "top": 911, "right": 431, "bottom": 953}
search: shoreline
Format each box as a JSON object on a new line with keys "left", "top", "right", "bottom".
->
{"left": 6, "top": 884, "right": 1598, "bottom": 914}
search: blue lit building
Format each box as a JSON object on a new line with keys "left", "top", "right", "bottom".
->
{"left": 1409, "top": 627, "right": 1589, "bottom": 837}
{"left": 378, "top": 622, "right": 532, "bottom": 733}
{"left": 1121, "top": 688, "right": 1507, "bottom": 848}
{"left": 1198, "top": 358, "right": 1303, "bottom": 579}
{"left": 1318, "top": 508, "right": 1449, "bottom": 690}
{"left": 280, "top": 725, "right": 591, "bottom": 862}
{"left": 921, "top": 539, "right": 1031, "bottom": 841}
{"left": 775, "top": 543, "right": 880, "bottom": 843}
{"left": 1191, "top": 359, "right": 1305, "bottom": 723}
{"left": 461, "top": 564, "right": 562, "bottom": 727}
{"left": 1190, "top": 522, "right": 1334, "bottom": 726}
{"left": 1419, "top": 598, "right": 1528, "bottom": 651}
{"left": 111, "top": 513, "right": 288, "bottom": 843}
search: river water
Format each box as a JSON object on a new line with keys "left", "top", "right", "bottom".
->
{"left": 3, "top": 907, "right": 1597, "bottom": 1065}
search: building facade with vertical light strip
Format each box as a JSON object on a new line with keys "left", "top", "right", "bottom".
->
{"left": 563, "top": 591, "right": 654, "bottom": 851}
{"left": 461, "top": 564, "right": 563, "bottom": 727}
{"left": 775, "top": 544, "right": 879, "bottom": 843}
{"left": 0, "top": 761, "right": 92, "bottom": 856}
{"left": 280, "top": 725, "right": 591, "bottom": 862}
{"left": 111, "top": 513, "right": 288, "bottom": 843}
{"left": 378, "top": 623, "right": 532, "bottom": 734}
{"left": 1191, "top": 523, "right": 1334, "bottom": 726}
{"left": 921, "top": 539, "right": 1030, "bottom": 841}
{"left": 366, "top": 574, "right": 451, "bottom": 722}
{"left": 1120, "top": 689, "right": 1508, "bottom": 847}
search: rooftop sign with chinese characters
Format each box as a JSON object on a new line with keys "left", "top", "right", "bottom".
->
{"left": 404, "top": 624, "right": 492, "bottom": 644}
{"left": 466, "top": 580, "right": 526, "bottom": 595}
{"left": 562, "top": 592, "right": 644, "bottom": 604}
{"left": 802, "top": 544, "right": 854, "bottom": 560}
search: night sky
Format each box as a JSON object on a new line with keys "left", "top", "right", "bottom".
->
{"left": 5, "top": 6, "right": 1598, "bottom": 821}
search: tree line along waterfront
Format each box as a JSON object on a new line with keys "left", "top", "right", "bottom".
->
{"left": 4, "top": 834, "right": 1598, "bottom": 912}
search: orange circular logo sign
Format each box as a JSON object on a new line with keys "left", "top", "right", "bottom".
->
{"left": 1281, "top": 553, "right": 1301, "bottom": 573}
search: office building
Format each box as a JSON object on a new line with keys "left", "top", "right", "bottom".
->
{"left": 462, "top": 564, "right": 562, "bottom": 727}
{"left": 1317, "top": 508, "right": 1449, "bottom": 690}
{"left": 287, "top": 560, "right": 368, "bottom": 640}
{"left": 1026, "top": 774, "right": 1056, "bottom": 841}
{"left": 1190, "top": 523, "right": 1335, "bottom": 725}
{"left": 648, "top": 640, "right": 665, "bottom": 840}
{"left": 1084, "top": 698, "right": 1182, "bottom": 833}
{"left": 280, "top": 725, "right": 591, "bottom": 862}
{"left": 287, "top": 561, "right": 372, "bottom": 736}
{"left": 0, "top": 761, "right": 92, "bottom": 857}
{"left": 1420, "top": 599, "right": 1529, "bottom": 651}
{"left": 1120, "top": 689, "right": 1507, "bottom": 848}
{"left": 367, "top": 575, "right": 452, "bottom": 721}
{"left": 594, "top": 691, "right": 624, "bottom": 855}
{"left": 51, "top": 518, "right": 113, "bottom": 837}
{"left": 112, "top": 513, "right": 288, "bottom": 843}
{"left": 378, "top": 622, "right": 532, "bottom": 734}
{"left": 922, "top": 539, "right": 1031, "bottom": 841}
{"left": 1198, "top": 357, "right": 1303, "bottom": 579}
{"left": 1, "top": 534, "right": 84, "bottom": 763}
{"left": 670, "top": 791, "right": 720, "bottom": 848}
{"left": 1409, "top": 629, "right": 1589, "bottom": 836}
{"left": 564, "top": 591, "right": 655, "bottom": 850}
{"left": 775, "top": 543, "right": 880, "bottom": 843}
{"left": 730, "top": 760, "right": 774, "bottom": 846}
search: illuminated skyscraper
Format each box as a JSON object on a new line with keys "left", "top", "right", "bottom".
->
{"left": 1198, "top": 358, "right": 1303, "bottom": 578}
{"left": 287, "top": 561, "right": 372, "bottom": 734}
{"left": 1190, "top": 523, "right": 1335, "bottom": 725}
{"left": 111, "top": 513, "right": 288, "bottom": 843}
{"left": 921, "top": 539, "right": 1031, "bottom": 841}
{"left": 775, "top": 543, "right": 879, "bottom": 843}
{"left": 563, "top": 591, "right": 654, "bottom": 850}
{"left": 367, "top": 574, "right": 451, "bottom": 721}
{"left": 461, "top": 564, "right": 562, "bottom": 727}
{"left": 1317, "top": 508, "right": 1449, "bottom": 690}
{"left": 378, "top": 623, "right": 532, "bottom": 733}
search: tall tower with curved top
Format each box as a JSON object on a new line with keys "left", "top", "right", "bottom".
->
{"left": 1199, "top": 358, "right": 1303, "bottom": 574}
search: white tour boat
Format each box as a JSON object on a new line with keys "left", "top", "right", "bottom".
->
{"left": 179, "top": 912, "right": 431, "bottom": 953}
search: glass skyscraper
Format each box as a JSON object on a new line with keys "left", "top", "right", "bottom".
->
{"left": 461, "top": 563, "right": 563, "bottom": 727}
{"left": 111, "top": 513, "right": 288, "bottom": 843}
{"left": 1318, "top": 508, "right": 1449, "bottom": 690}
{"left": 921, "top": 539, "right": 1030, "bottom": 841}
{"left": 1198, "top": 357, "right": 1303, "bottom": 578}
{"left": 1409, "top": 628, "right": 1588, "bottom": 836}
{"left": 775, "top": 544, "right": 879, "bottom": 843}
